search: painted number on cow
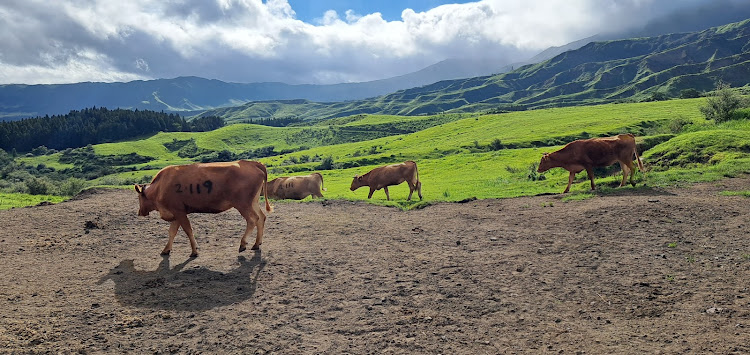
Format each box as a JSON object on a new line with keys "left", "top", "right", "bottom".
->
{"left": 175, "top": 180, "right": 213, "bottom": 194}
{"left": 280, "top": 182, "right": 294, "bottom": 190}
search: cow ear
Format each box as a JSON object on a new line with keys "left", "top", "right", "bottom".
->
{"left": 134, "top": 184, "right": 142, "bottom": 194}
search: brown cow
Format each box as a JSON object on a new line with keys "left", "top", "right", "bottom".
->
{"left": 266, "top": 172, "right": 326, "bottom": 200}
{"left": 350, "top": 161, "right": 423, "bottom": 201}
{"left": 134, "top": 160, "right": 273, "bottom": 257}
{"left": 537, "top": 133, "right": 645, "bottom": 193}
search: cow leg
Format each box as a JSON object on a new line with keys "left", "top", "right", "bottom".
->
{"left": 586, "top": 168, "right": 596, "bottom": 190}
{"left": 368, "top": 188, "right": 375, "bottom": 199}
{"left": 384, "top": 186, "right": 391, "bottom": 201}
{"left": 563, "top": 171, "right": 576, "bottom": 193}
{"left": 251, "top": 201, "right": 267, "bottom": 250}
{"left": 618, "top": 162, "right": 631, "bottom": 187}
{"left": 625, "top": 161, "right": 637, "bottom": 186}
{"left": 237, "top": 204, "right": 262, "bottom": 252}
{"left": 176, "top": 215, "right": 198, "bottom": 257}
{"left": 161, "top": 220, "right": 181, "bottom": 256}
{"left": 406, "top": 180, "right": 423, "bottom": 201}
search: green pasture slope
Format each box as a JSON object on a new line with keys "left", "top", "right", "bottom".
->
{"left": 9, "top": 97, "right": 750, "bottom": 209}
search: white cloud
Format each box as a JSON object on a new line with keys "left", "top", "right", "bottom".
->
{"left": 0, "top": 0, "right": 731, "bottom": 85}
{"left": 0, "top": 51, "right": 146, "bottom": 84}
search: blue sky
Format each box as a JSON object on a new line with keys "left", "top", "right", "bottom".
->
{"left": 0, "top": 0, "right": 747, "bottom": 85}
{"left": 287, "top": 0, "right": 475, "bottom": 22}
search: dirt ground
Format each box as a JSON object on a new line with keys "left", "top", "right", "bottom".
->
{"left": 1, "top": 178, "right": 749, "bottom": 354}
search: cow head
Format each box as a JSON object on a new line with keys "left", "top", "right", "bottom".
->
{"left": 350, "top": 175, "right": 364, "bottom": 191}
{"left": 537, "top": 153, "right": 553, "bottom": 173}
{"left": 134, "top": 184, "right": 155, "bottom": 216}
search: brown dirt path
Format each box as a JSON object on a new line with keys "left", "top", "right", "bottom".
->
{"left": 1, "top": 179, "right": 749, "bottom": 353}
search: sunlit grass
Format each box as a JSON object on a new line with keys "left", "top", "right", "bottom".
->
{"left": 720, "top": 190, "right": 750, "bottom": 197}
{"left": 0, "top": 192, "right": 66, "bottom": 210}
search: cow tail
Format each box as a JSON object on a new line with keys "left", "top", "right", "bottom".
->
{"left": 627, "top": 134, "right": 645, "bottom": 174}
{"left": 319, "top": 173, "right": 327, "bottom": 192}
{"left": 634, "top": 144, "right": 645, "bottom": 174}
{"left": 260, "top": 165, "right": 273, "bottom": 213}
{"left": 414, "top": 161, "right": 421, "bottom": 187}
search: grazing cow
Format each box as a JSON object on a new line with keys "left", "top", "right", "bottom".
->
{"left": 266, "top": 172, "right": 326, "bottom": 200}
{"left": 134, "top": 160, "right": 273, "bottom": 257}
{"left": 351, "top": 161, "right": 423, "bottom": 201}
{"left": 537, "top": 133, "right": 645, "bottom": 193}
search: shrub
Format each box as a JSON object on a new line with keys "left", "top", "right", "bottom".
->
{"left": 489, "top": 138, "right": 503, "bottom": 151}
{"left": 699, "top": 82, "right": 745, "bottom": 123}
{"left": 679, "top": 88, "right": 701, "bottom": 99}
{"left": 730, "top": 107, "right": 750, "bottom": 121}
{"left": 668, "top": 117, "right": 691, "bottom": 133}
{"left": 99, "top": 175, "right": 125, "bottom": 186}
{"left": 58, "top": 178, "right": 87, "bottom": 196}
{"left": 317, "top": 156, "right": 334, "bottom": 170}
{"left": 648, "top": 92, "right": 669, "bottom": 101}
{"left": 26, "top": 178, "right": 51, "bottom": 195}
{"left": 527, "top": 163, "right": 546, "bottom": 181}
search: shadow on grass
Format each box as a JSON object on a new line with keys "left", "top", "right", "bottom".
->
{"left": 98, "top": 251, "right": 265, "bottom": 311}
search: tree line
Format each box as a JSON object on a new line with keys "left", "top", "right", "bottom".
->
{"left": 0, "top": 107, "right": 224, "bottom": 153}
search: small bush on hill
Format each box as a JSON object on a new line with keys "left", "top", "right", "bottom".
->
{"left": 527, "top": 163, "right": 546, "bottom": 181}
{"left": 317, "top": 156, "right": 334, "bottom": 170}
{"left": 26, "top": 177, "right": 52, "bottom": 195}
{"left": 699, "top": 82, "right": 748, "bottom": 123}
{"left": 59, "top": 178, "right": 87, "bottom": 196}
{"left": 667, "top": 117, "right": 692, "bottom": 133}
{"left": 679, "top": 88, "right": 701, "bottom": 99}
{"left": 489, "top": 138, "right": 504, "bottom": 151}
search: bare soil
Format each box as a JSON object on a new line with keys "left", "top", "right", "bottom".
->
{"left": 1, "top": 178, "right": 749, "bottom": 354}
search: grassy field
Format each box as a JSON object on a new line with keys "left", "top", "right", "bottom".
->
{"left": 0, "top": 192, "right": 66, "bottom": 210}
{"left": 5, "top": 97, "right": 750, "bottom": 210}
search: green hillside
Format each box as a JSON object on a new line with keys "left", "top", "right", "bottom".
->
{"left": 7, "top": 96, "right": 750, "bottom": 209}
{"left": 198, "top": 19, "right": 750, "bottom": 123}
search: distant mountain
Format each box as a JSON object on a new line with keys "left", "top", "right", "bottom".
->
{"left": 0, "top": 57, "right": 513, "bottom": 122}
{"left": 198, "top": 19, "right": 750, "bottom": 122}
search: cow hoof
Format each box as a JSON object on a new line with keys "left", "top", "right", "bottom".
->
{"left": 189, "top": 253, "right": 198, "bottom": 258}
{"left": 251, "top": 245, "right": 260, "bottom": 250}
{"left": 239, "top": 245, "right": 246, "bottom": 253}
{"left": 160, "top": 250, "right": 171, "bottom": 256}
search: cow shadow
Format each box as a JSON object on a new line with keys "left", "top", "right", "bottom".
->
{"left": 98, "top": 251, "right": 265, "bottom": 311}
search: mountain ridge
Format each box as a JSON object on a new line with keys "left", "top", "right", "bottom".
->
{"left": 197, "top": 18, "right": 750, "bottom": 122}
{"left": 0, "top": 58, "right": 515, "bottom": 121}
